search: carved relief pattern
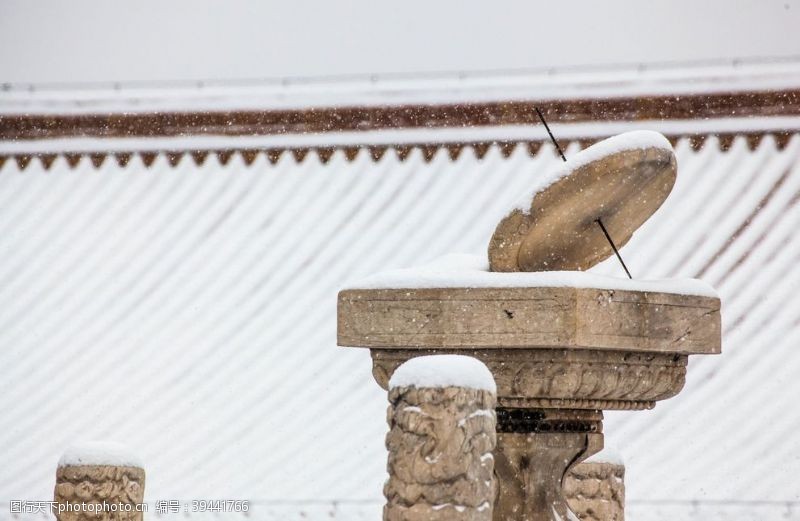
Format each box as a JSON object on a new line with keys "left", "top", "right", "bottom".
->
{"left": 54, "top": 466, "right": 145, "bottom": 521}
{"left": 372, "top": 349, "right": 687, "bottom": 411}
{"left": 565, "top": 462, "right": 626, "bottom": 521}
{"left": 384, "top": 386, "right": 497, "bottom": 521}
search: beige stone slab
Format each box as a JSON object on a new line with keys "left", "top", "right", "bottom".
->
{"left": 338, "top": 286, "right": 720, "bottom": 355}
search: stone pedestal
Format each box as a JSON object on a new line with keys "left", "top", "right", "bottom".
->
{"left": 384, "top": 358, "right": 497, "bottom": 521}
{"left": 339, "top": 284, "right": 720, "bottom": 521}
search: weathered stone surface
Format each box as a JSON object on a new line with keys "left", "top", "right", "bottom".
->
{"left": 565, "top": 461, "right": 625, "bottom": 521}
{"left": 54, "top": 465, "right": 145, "bottom": 521}
{"left": 488, "top": 145, "right": 676, "bottom": 272}
{"left": 338, "top": 286, "right": 721, "bottom": 355}
{"left": 385, "top": 385, "right": 496, "bottom": 521}
{"left": 372, "top": 348, "right": 687, "bottom": 410}
{"left": 494, "top": 431, "right": 603, "bottom": 521}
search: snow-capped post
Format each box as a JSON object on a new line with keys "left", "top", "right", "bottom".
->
{"left": 54, "top": 442, "right": 145, "bottom": 521}
{"left": 384, "top": 355, "right": 497, "bottom": 521}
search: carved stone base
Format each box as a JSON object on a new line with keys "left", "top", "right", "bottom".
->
{"left": 371, "top": 348, "right": 687, "bottom": 411}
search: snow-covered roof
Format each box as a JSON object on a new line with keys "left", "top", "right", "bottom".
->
{"left": 2, "top": 57, "right": 800, "bottom": 115}
{"left": 1, "top": 57, "right": 799, "bottom": 161}
{"left": 1, "top": 133, "right": 799, "bottom": 521}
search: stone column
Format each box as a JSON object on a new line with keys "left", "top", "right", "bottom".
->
{"left": 54, "top": 442, "right": 145, "bottom": 521}
{"left": 384, "top": 355, "right": 497, "bottom": 521}
{"left": 492, "top": 408, "right": 603, "bottom": 521}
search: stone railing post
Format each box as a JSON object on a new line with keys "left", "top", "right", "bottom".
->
{"left": 54, "top": 442, "right": 145, "bottom": 521}
{"left": 565, "top": 454, "right": 625, "bottom": 521}
{"left": 384, "top": 355, "right": 497, "bottom": 521}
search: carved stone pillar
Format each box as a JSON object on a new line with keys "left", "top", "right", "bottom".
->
{"left": 384, "top": 355, "right": 497, "bottom": 521}
{"left": 54, "top": 443, "right": 145, "bottom": 521}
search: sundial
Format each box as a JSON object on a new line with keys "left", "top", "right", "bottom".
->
{"left": 489, "top": 130, "right": 676, "bottom": 273}
{"left": 338, "top": 130, "right": 721, "bottom": 521}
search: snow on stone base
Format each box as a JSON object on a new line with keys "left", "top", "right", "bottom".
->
{"left": 389, "top": 355, "right": 496, "bottom": 393}
{"left": 58, "top": 441, "right": 143, "bottom": 468}
{"left": 348, "top": 253, "right": 718, "bottom": 298}
{"left": 584, "top": 445, "right": 625, "bottom": 466}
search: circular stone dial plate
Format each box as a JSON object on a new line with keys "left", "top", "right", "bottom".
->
{"left": 489, "top": 145, "right": 677, "bottom": 272}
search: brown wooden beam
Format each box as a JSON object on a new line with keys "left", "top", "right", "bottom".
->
{"left": 0, "top": 90, "right": 798, "bottom": 141}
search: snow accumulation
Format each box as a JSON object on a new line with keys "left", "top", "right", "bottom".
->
{"left": 58, "top": 441, "right": 143, "bottom": 468}
{"left": 584, "top": 445, "right": 625, "bottom": 466}
{"left": 3, "top": 58, "right": 800, "bottom": 116}
{"left": 513, "top": 130, "right": 674, "bottom": 212}
{"left": 348, "top": 254, "right": 718, "bottom": 298}
{"left": 388, "top": 355, "right": 496, "bottom": 393}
